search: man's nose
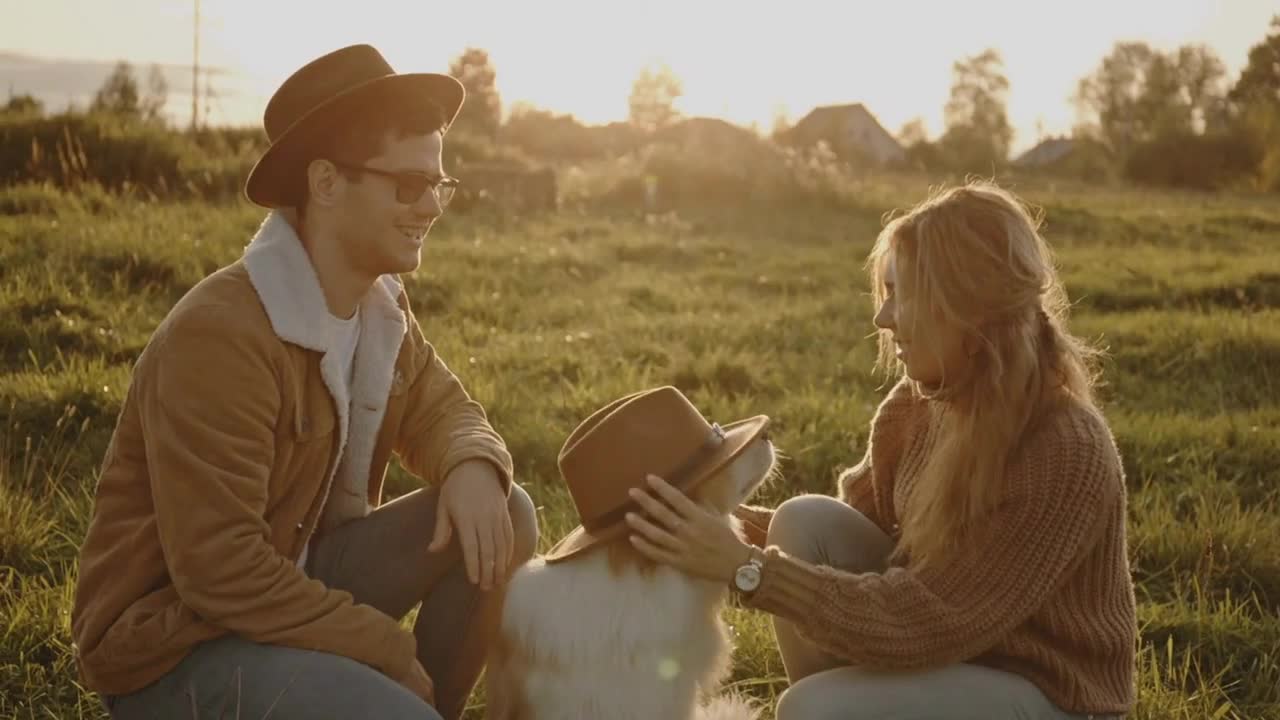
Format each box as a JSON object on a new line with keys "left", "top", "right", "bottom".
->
{"left": 411, "top": 189, "right": 443, "bottom": 220}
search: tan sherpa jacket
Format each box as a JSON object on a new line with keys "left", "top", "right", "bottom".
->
{"left": 71, "top": 211, "right": 514, "bottom": 696}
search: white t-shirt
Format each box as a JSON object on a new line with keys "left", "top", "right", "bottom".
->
{"left": 328, "top": 307, "right": 362, "bottom": 395}
{"left": 297, "top": 307, "right": 361, "bottom": 570}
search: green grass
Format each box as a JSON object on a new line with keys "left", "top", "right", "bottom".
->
{"left": 1, "top": 180, "right": 1278, "bottom": 719}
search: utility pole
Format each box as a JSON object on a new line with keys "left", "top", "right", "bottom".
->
{"left": 191, "top": 0, "right": 200, "bottom": 129}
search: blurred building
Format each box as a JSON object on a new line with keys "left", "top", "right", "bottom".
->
{"left": 778, "top": 103, "right": 906, "bottom": 167}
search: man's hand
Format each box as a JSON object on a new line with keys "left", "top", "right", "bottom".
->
{"left": 397, "top": 658, "right": 435, "bottom": 705}
{"left": 428, "top": 459, "right": 512, "bottom": 590}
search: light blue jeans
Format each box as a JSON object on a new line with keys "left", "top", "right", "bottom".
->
{"left": 767, "top": 494, "right": 1117, "bottom": 720}
{"left": 104, "top": 484, "right": 538, "bottom": 720}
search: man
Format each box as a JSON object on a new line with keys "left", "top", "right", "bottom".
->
{"left": 71, "top": 44, "right": 538, "bottom": 720}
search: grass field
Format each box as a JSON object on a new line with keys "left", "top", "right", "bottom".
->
{"left": 2, "top": 177, "right": 1278, "bottom": 718}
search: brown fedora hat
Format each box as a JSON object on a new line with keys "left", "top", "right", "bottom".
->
{"left": 544, "top": 386, "right": 770, "bottom": 564}
{"left": 244, "top": 44, "right": 465, "bottom": 208}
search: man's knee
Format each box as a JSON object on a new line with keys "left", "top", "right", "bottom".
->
{"left": 507, "top": 483, "right": 539, "bottom": 564}
{"left": 767, "top": 494, "right": 837, "bottom": 560}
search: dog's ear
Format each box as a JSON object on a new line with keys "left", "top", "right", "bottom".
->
{"left": 732, "top": 439, "right": 777, "bottom": 503}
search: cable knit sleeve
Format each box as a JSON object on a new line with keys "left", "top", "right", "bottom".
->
{"left": 837, "top": 377, "right": 917, "bottom": 533}
{"left": 836, "top": 449, "right": 879, "bottom": 526}
{"left": 746, "top": 406, "right": 1121, "bottom": 671}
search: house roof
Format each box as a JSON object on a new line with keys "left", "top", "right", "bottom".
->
{"left": 797, "top": 102, "right": 876, "bottom": 123}
{"left": 785, "top": 103, "right": 905, "bottom": 161}
{"left": 1013, "top": 137, "right": 1075, "bottom": 167}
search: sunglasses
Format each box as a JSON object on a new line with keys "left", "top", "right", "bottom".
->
{"left": 330, "top": 160, "right": 459, "bottom": 207}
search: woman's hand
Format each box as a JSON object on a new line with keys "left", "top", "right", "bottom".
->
{"left": 624, "top": 474, "right": 753, "bottom": 584}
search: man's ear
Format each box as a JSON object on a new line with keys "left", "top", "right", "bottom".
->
{"left": 306, "top": 158, "right": 343, "bottom": 207}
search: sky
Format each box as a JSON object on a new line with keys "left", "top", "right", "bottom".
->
{"left": 2, "top": 0, "right": 1277, "bottom": 153}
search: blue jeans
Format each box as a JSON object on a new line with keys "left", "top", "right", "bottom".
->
{"left": 104, "top": 484, "right": 538, "bottom": 720}
{"left": 767, "top": 494, "right": 1116, "bottom": 720}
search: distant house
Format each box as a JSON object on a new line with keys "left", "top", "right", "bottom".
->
{"left": 779, "top": 103, "right": 906, "bottom": 167}
{"left": 1013, "top": 137, "right": 1076, "bottom": 168}
{"left": 652, "top": 116, "right": 768, "bottom": 155}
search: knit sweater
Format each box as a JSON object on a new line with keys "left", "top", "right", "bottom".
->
{"left": 745, "top": 379, "right": 1137, "bottom": 715}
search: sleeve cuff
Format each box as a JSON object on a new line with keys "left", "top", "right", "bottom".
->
{"left": 744, "top": 546, "right": 831, "bottom": 621}
{"left": 439, "top": 448, "right": 514, "bottom": 494}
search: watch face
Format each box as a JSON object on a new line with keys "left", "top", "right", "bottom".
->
{"left": 735, "top": 565, "right": 761, "bottom": 593}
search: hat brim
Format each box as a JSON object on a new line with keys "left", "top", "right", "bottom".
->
{"left": 542, "top": 414, "right": 770, "bottom": 564}
{"left": 244, "top": 72, "right": 465, "bottom": 208}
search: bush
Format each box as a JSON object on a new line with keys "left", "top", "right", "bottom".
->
{"left": 569, "top": 119, "right": 856, "bottom": 211}
{"left": 0, "top": 113, "right": 547, "bottom": 205}
{"left": 0, "top": 111, "right": 255, "bottom": 200}
{"left": 1125, "top": 131, "right": 1263, "bottom": 191}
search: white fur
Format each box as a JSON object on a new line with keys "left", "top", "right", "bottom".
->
{"left": 241, "top": 210, "right": 408, "bottom": 532}
{"left": 487, "top": 440, "right": 773, "bottom": 720}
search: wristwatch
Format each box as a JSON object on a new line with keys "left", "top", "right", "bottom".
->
{"left": 732, "top": 548, "right": 765, "bottom": 596}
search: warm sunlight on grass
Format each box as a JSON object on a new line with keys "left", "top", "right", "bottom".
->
{"left": 2, "top": 176, "right": 1278, "bottom": 718}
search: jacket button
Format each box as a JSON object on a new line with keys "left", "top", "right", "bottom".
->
{"left": 296, "top": 523, "right": 304, "bottom": 530}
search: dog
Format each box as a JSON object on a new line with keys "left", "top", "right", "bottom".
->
{"left": 484, "top": 387, "right": 776, "bottom": 720}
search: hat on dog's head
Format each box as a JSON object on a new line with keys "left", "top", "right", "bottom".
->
{"left": 544, "top": 386, "right": 770, "bottom": 564}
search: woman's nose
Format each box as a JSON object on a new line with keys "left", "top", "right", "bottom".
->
{"left": 874, "top": 301, "right": 895, "bottom": 330}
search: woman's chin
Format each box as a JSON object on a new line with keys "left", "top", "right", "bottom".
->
{"left": 904, "top": 366, "right": 942, "bottom": 388}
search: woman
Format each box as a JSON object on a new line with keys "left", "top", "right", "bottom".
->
{"left": 625, "top": 181, "right": 1137, "bottom": 719}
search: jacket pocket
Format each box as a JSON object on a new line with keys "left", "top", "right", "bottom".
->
{"left": 290, "top": 365, "right": 338, "bottom": 441}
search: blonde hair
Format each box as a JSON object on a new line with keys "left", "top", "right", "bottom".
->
{"left": 866, "top": 180, "right": 1104, "bottom": 570}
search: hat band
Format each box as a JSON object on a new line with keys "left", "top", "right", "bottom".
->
{"left": 581, "top": 423, "right": 727, "bottom": 533}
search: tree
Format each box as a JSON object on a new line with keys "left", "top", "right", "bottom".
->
{"left": 140, "top": 64, "right": 168, "bottom": 122}
{"left": 897, "top": 118, "right": 942, "bottom": 171}
{"left": 1228, "top": 16, "right": 1280, "bottom": 190}
{"left": 897, "top": 118, "right": 929, "bottom": 147}
{"left": 1228, "top": 15, "right": 1280, "bottom": 110}
{"left": 90, "top": 61, "right": 167, "bottom": 122}
{"left": 1073, "top": 42, "right": 1157, "bottom": 154}
{"left": 769, "top": 104, "right": 792, "bottom": 140}
{"left": 503, "top": 102, "right": 601, "bottom": 160}
{"left": 1074, "top": 42, "right": 1228, "bottom": 153}
{"left": 1138, "top": 52, "right": 1190, "bottom": 138}
{"left": 1175, "top": 45, "right": 1228, "bottom": 131}
{"left": 3, "top": 92, "right": 43, "bottom": 115}
{"left": 92, "top": 61, "right": 141, "bottom": 116}
{"left": 628, "top": 63, "right": 683, "bottom": 133}
{"left": 939, "top": 49, "right": 1013, "bottom": 171}
{"left": 448, "top": 48, "right": 501, "bottom": 139}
